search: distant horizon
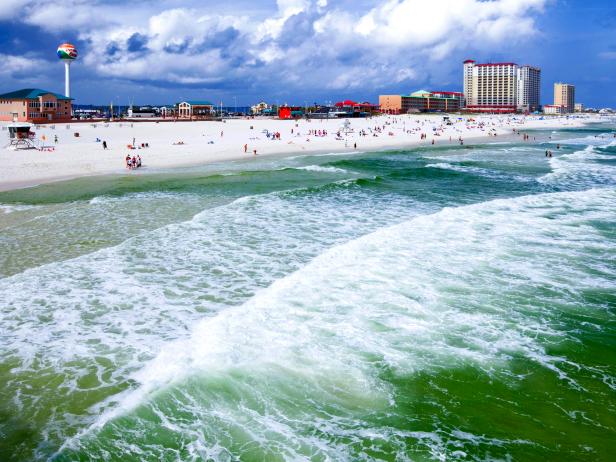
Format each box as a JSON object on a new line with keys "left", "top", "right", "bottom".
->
{"left": 1, "top": 0, "right": 614, "bottom": 108}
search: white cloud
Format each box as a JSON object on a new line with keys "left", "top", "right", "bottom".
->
{"left": 7, "top": 0, "right": 550, "bottom": 95}
{"left": 0, "top": 54, "right": 48, "bottom": 77}
{"left": 23, "top": 0, "right": 116, "bottom": 31}
{"left": 0, "top": 0, "right": 27, "bottom": 20}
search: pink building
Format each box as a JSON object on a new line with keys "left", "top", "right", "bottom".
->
{"left": 0, "top": 88, "right": 73, "bottom": 123}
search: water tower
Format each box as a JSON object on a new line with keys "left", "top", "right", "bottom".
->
{"left": 57, "top": 43, "right": 78, "bottom": 98}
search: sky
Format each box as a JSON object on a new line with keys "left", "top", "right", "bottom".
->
{"left": 0, "top": 0, "right": 614, "bottom": 108}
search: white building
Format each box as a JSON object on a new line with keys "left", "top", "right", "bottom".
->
{"left": 517, "top": 65, "right": 541, "bottom": 112}
{"left": 177, "top": 100, "right": 214, "bottom": 119}
{"left": 463, "top": 60, "right": 541, "bottom": 113}
{"left": 251, "top": 101, "right": 270, "bottom": 115}
{"left": 543, "top": 104, "right": 565, "bottom": 115}
{"left": 463, "top": 60, "right": 474, "bottom": 106}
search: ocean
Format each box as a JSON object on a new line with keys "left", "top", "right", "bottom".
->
{"left": 0, "top": 123, "right": 615, "bottom": 461}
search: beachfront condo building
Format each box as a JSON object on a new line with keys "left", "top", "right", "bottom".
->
{"left": 463, "top": 60, "right": 541, "bottom": 113}
{"left": 379, "top": 90, "right": 463, "bottom": 114}
{"left": 517, "top": 66, "right": 541, "bottom": 112}
{"left": 554, "top": 83, "right": 575, "bottom": 113}
{"left": 0, "top": 88, "right": 73, "bottom": 122}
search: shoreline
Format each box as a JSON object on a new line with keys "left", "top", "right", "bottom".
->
{"left": 0, "top": 114, "right": 600, "bottom": 193}
{"left": 0, "top": 133, "right": 524, "bottom": 193}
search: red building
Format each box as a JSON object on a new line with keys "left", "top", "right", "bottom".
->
{"left": 334, "top": 100, "right": 379, "bottom": 114}
{"left": 279, "top": 107, "right": 292, "bottom": 119}
{"left": 278, "top": 106, "right": 303, "bottom": 119}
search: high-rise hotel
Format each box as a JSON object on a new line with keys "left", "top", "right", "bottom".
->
{"left": 463, "top": 60, "right": 541, "bottom": 113}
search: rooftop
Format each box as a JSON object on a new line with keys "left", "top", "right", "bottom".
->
{"left": 475, "top": 62, "right": 517, "bottom": 67}
{"left": 0, "top": 88, "right": 73, "bottom": 100}
{"left": 432, "top": 91, "right": 464, "bottom": 96}
{"left": 179, "top": 100, "right": 214, "bottom": 106}
{"left": 410, "top": 90, "right": 431, "bottom": 97}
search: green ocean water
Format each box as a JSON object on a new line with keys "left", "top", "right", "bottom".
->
{"left": 0, "top": 123, "right": 615, "bottom": 461}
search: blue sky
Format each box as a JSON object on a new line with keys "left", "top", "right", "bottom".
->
{"left": 0, "top": 0, "right": 614, "bottom": 108}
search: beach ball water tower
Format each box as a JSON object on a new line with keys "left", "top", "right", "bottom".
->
{"left": 57, "top": 43, "right": 78, "bottom": 97}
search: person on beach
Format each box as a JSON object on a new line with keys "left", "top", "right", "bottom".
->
{"left": 54, "top": 135, "right": 58, "bottom": 144}
{"left": 132, "top": 155, "right": 137, "bottom": 168}
{"left": 125, "top": 154, "right": 132, "bottom": 169}
{"left": 137, "top": 155, "right": 142, "bottom": 167}
{"left": 102, "top": 140, "right": 107, "bottom": 150}
{"left": 244, "top": 144, "right": 248, "bottom": 153}
{"left": 253, "top": 149, "right": 257, "bottom": 156}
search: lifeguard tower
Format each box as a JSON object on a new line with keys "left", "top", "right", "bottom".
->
{"left": 5, "top": 122, "right": 39, "bottom": 150}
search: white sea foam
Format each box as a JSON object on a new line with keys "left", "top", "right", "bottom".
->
{"left": 61, "top": 188, "right": 616, "bottom": 459}
{"left": 539, "top": 144, "right": 616, "bottom": 186}
{"left": 2, "top": 182, "right": 421, "bottom": 459}
{"left": 295, "top": 164, "right": 348, "bottom": 174}
{"left": 425, "top": 162, "right": 530, "bottom": 182}
{"left": 554, "top": 133, "right": 615, "bottom": 146}
{"left": 425, "top": 162, "right": 490, "bottom": 174}
{"left": 0, "top": 203, "right": 40, "bottom": 214}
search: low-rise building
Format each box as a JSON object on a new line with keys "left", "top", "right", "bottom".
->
{"left": 574, "top": 103, "right": 584, "bottom": 113}
{"left": 251, "top": 101, "right": 270, "bottom": 115}
{"left": 543, "top": 104, "right": 565, "bottom": 115}
{"left": 334, "top": 100, "right": 379, "bottom": 115}
{"left": 0, "top": 88, "right": 73, "bottom": 122}
{"left": 278, "top": 106, "right": 303, "bottom": 119}
{"left": 431, "top": 91, "right": 464, "bottom": 109}
{"left": 160, "top": 106, "right": 176, "bottom": 118}
{"left": 74, "top": 108, "right": 103, "bottom": 119}
{"left": 379, "top": 90, "right": 462, "bottom": 114}
{"left": 177, "top": 100, "right": 214, "bottom": 119}
{"left": 127, "top": 106, "right": 158, "bottom": 118}
{"left": 379, "top": 95, "right": 404, "bottom": 114}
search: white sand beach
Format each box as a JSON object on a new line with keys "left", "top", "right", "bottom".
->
{"left": 0, "top": 113, "right": 597, "bottom": 191}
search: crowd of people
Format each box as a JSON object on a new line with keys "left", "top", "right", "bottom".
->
{"left": 125, "top": 154, "right": 142, "bottom": 169}
{"left": 265, "top": 130, "right": 282, "bottom": 140}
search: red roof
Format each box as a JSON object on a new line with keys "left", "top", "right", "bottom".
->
{"left": 476, "top": 62, "right": 517, "bottom": 67}
{"left": 432, "top": 91, "right": 464, "bottom": 96}
{"left": 463, "top": 59, "right": 475, "bottom": 64}
{"left": 466, "top": 104, "right": 516, "bottom": 107}
{"left": 335, "top": 100, "right": 359, "bottom": 107}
